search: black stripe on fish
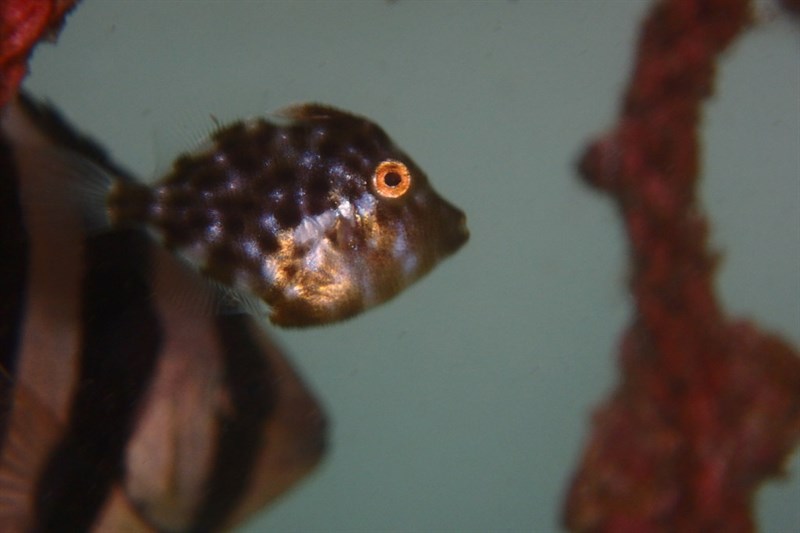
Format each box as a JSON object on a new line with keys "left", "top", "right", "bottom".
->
{"left": 0, "top": 127, "right": 28, "bottom": 400}
{"left": 0, "top": 124, "right": 30, "bottom": 512}
{"left": 34, "top": 228, "right": 163, "bottom": 531}
{"left": 189, "top": 313, "right": 276, "bottom": 531}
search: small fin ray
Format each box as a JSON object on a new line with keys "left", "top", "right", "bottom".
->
{"left": 151, "top": 112, "right": 216, "bottom": 181}
{"left": 208, "top": 280, "right": 269, "bottom": 317}
{"left": 149, "top": 93, "right": 253, "bottom": 180}
{"left": 147, "top": 243, "right": 269, "bottom": 322}
{"left": 15, "top": 144, "right": 115, "bottom": 233}
{"left": 276, "top": 102, "right": 364, "bottom": 122}
{"left": 155, "top": 270, "right": 268, "bottom": 320}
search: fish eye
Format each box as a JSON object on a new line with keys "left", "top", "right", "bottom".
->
{"left": 373, "top": 160, "right": 411, "bottom": 199}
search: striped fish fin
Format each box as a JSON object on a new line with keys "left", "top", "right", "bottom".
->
{"left": 1, "top": 94, "right": 328, "bottom": 532}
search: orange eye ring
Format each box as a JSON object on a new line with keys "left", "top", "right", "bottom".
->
{"left": 373, "top": 160, "right": 412, "bottom": 199}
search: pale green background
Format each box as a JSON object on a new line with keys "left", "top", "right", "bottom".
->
{"left": 25, "top": 1, "right": 799, "bottom": 531}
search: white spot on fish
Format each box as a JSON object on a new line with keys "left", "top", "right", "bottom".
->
{"left": 354, "top": 193, "right": 376, "bottom": 217}
{"left": 259, "top": 214, "right": 277, "bottom": 232}
{"left": 300, "top": 152, "right": 318, "bottom": 168}
{"left": 303, "top": 240, "right": 328, "bottom": 271}
{"left": 206, "top": 220, "right": 223, "bottom": 242}
{"left": 294, "top": 210, "right": 335, "bottom": 245}
{"left": 403, "top": 255, "right": 418, "bottom": 278}
{"left": 336, "top": 199, "right": 353, "bottom": 220}
{"left": 392, "top": 229, "right": 408, "bottom": 259}
{"left": 260, "top": 259, "right": 278, "bottom": 285}
{"left": 242, "top": 239, "right": 260, "bottom": 259}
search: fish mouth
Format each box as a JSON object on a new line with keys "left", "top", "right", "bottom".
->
{"left": 438, "top": 202, "right": 469, "bottom": 256}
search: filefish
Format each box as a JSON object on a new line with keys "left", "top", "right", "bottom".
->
{"left": 0, "top": 95, "right": 467, "bottom": 531}
{"left": 108, "top": 102, "right": 468, "bottom": 326}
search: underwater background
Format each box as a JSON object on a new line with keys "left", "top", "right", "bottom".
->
{"left": 24, "top": 1, "right": 798, "bottom": 531}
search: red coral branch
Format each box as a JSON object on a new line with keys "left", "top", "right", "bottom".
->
{"left": 0, "top": 0, "right": 77, "bottom": 108}
{"left": 563, "top": 0, "right": 800, "bottom": 531}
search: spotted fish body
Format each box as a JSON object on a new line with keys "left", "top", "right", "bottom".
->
{"left": 109, "top": 104, "right": 468, "bottom": 326}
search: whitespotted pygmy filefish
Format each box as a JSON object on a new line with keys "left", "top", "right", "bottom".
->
{"left": 109, "top": 103, "right": 468, "bottom": 326}
{"left": 0, "top": 93, "right": 467, "bottom": 531}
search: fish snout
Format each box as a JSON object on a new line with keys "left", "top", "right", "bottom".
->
{"left": 437, "top": 201, "right": 469, "bottom": 256}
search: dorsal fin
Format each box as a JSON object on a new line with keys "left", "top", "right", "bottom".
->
{"left": 276, "top": 103, "right": 365, "bottom": 122}
{"left": 4, "top": 95, "right": 121, "bottom": 233}
{"left": 15, "top": 92, "right": 137, "bottom": 182}
{"left": 13, "top": 143, "right": 115, "bottom": 232}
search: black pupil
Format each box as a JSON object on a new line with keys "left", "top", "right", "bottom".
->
{"left": 384, "top": 172, "right": 402, "bottom": 187}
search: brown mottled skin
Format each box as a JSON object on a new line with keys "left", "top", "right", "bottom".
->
{"left": 109, "top": 104, "right": 468, "bottom": 326}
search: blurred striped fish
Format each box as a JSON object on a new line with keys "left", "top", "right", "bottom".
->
{"left": 0, "top": 95, "right": 327, "bottom": 531}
